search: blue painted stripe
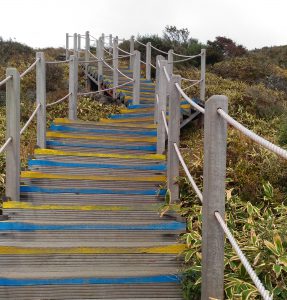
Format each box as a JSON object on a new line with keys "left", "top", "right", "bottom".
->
{"left": 109, "top": 113, "right": 154, "bottom": 119}
{"left": 50, "top": 124, "right": 157, "bottom": 137}
{"left": 20, "top": 185, "right": 167, "bottom": 196}
{"left": 0, "top": 221, "right": 185, "bottom": 231}
{"left": 29, "top": 159, "right": 167, "bottom": 171}
{"left": 46, "top": 141, "right": 156, "bottom": 152}
{"left": 127, "top": 104, "right": 154, "bottom": 109}
{"left": 0, "top": 275, "right": 180, "bottom": 286}
{"left": 120, "top": 89, "right": 155, "bottom": 93}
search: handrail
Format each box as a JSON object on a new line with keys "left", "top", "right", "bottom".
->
{"left": 46, "top": 92, "right": 71, "bottom": 108}
{"left": 0, "top": 75, "right": 12, "bottom": 87}
{"left": 20, "top": 58, "right": 40, "bottom": 78}
{"left": 78, "top": 79, "right": 134, "bottom": 97}
{"left": 46, "top": 60, "right": 70, "bottom": 64}
{"left": 170, "top": 53, "right": 202, "bottom": 64}
{"left": 0, "top": 137, "right": 12, "bottom": 154}
{"left": 214, "top": 212, "right": 272, "bottom": 300}
{"left": 161, "top": 110, "right": 169, "bottom": 135}
{"left": 218, "top": 109, "right": 287, "bottom": 160}
{"left": 150, "top": 44, "right": 168, "bottom": 55}
{"left": 134, "top": 39, "right": 146, "bottom": 47}
{"left": 173, "top": 52, "right": 202, "bottom": 58}
{"left": 175, "top": 83, "right": 205, "bottom": 114}
{"left": 116, "top": 68, "right": 133, "bottom": 81}
{"left": 20, "top": 104, "right": 41, "bottom": 135}
{"left": 163, "top": 66, "right": 171, "bottom": 82}
{"left": 150, "top": 63, "right": 156, "bottom": 69}
{"left": 117, "top": 46, "right": 134, "bottom": 56}
{"left": 182, "top": 79, "right": 202, "bottom": 91}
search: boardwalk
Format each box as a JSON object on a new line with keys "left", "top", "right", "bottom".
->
{"left": 0, "top": 67, "right": 185, "bottom": 299}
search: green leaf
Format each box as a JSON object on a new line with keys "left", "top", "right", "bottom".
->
{"left": 273, "top": 264, "right": 282, "bottom": 278}
{"left": 273, "top": 234, "right": 284, "bottom": 255}
{"left": 264, "top": 240, "right": 280, "bottom": 256}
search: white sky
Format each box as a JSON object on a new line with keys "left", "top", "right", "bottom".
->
{"left": 0, "top": 0, "right": 286, "bottom": 50}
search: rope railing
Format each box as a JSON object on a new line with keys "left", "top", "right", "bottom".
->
{"left": 175, "top": 83, "right": 205, "bottom": 114}
{"left": 217, "top": 109, "right": 287, "bottom": 160}
{"left": 170, "top": 53, "right": 202, "bottom": 64}
{"left": 0, "top": 75, "right": 12, "bottom": 87}
{"left": 161, "top": 110, "right": 169, "bottom": 135}
{"left": 116, "top": 68, "right": 133, "bottom": 81}
{"left": 134, "top": 39, "right": 146, "bottom": 47}
{"left": 214, "top": 212, "right": 272, "bottom": 300}
{"left": 163, "top": 66, "right": 171, "bottom": 82}
{"left": 46, "top": 92, "right": 71, "bottom": 108}
{"left": 150, "top": 63, "right": 156, "bottom": 69}
{"left": 173, "top": 52, "right": 202, "bottom": 58}
{"left": 77, "top": 79, "right": 134, "bottom": 97}
{"left": 182, "top": 79, "right": 202, "bottom": 91}
{"left": 117, "top": 46, "right": 134, "bottom": 56}
{"left": 46, "top": 60, "right": 70, "bottom": 64}
{"left": 0, "top": 137, "right": 12, "bottom": 155}
{"left": 20, "top": 58, "right": 40, "bottom": 78}
{"left": 20, "top": 103, "right": 41, "bottom": 135}
{"left": 150, "top": 44, "right": 168, "bottom": 55}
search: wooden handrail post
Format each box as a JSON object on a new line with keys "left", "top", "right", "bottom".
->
{"left": 167, "top": 75, "right": 181, "bottom": 201}
{"left": 146, "top": 42, "right": 151, "bottom": 80}
{"left": 66, "top": 33, "right": 69, "bottom": 60}
{"left": 97, "top": 37, "right": 103, "bottom": 92}
{"left": 132, "top": 50, "right": 140, "bottom": 105}
{"left": 130, "top": 35, "right": 135, "bottom": 69}
{"left": 6, "top": 68, "right": 20, "bottom": 201}
{"left": 201, "top": 95, "right": 228, "bottom": 300}
{"left": 36, "top": 52, "right": 46, "bottom": 148}
{"left": 73, "top": 33, "right": 77, "bottom": 56}
{"left": 113, "top": 37, "right": 119, "bottom": 99}
{"left": 167, "top": 49, "right": 173, "bottom": 78}
{"left": 69, "top": 55, "right": 78, "bottom": 120}
{"left": 200, "top": 49, "right": 206, "bottom": 101}
{"left": 154, "top": 55, "right": 164, "bottom": 124}
{"left": 85, "top": 31, "right": 90, "bottom": 91}
{"left": 156, "top": 59, "right": 168, "bottom": 154}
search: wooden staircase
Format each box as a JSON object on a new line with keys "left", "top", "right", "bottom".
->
{"left": 0, "top": 68, "right": 185, "bottom": 299}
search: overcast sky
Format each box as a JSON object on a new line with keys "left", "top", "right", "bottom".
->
{"left": 1, "top": 0, "right": 286, "bottom": 50}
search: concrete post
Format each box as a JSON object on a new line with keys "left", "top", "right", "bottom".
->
{"left": 6, "top": 68, "right": 20, "bottom": 201}
{"left": 200, "top": 49, "right": 206, "bottom": 101}
{"left": 146, "top": 42, "right": 151, "bottom": 80}
{"left": 113, "top": 37, "right": 119, "bottom": 99}
{"left": 85, "top": 31, "right": 90, "bottom": 90}
{"left": 167, "top": 49, "right": 173, "bottom": 78}
{"left": 73, "top": 33, "right": 77, "bottom": 56}
{"left": 69, "top": 55, "right": 78, "bottom": 120}
{"left": 130, "top": 35, "right": 135, "bottom": 69}
{"left": 66, "top": 33, "right": 69, "bottom": 60}
{"left": 36, "top": 52, "right": 46, "bottom": 148}
{"left": 154, "top": 55, "right": 164, "bottom": 124}
{"left": 97, "top": 37, "right": 103, "bottom": 91}
{"left": 156, "top": 59, "right": 168, "bottom": 154}
{"left": 167, "top": 75, "right": 181, "bottom": 201}
{"left": 201, "top": 95, "right": 228, "bottom": 300}
{"left": 78, "top": 34, "right": 81, "bottom": 51}
{"left": 132, "top": 50, "right": 140, "bottom": 105}
{"left": 109, "top": 34, "right": 112, "bottom": 54}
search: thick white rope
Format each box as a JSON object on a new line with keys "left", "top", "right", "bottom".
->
{"left": 134, "top": 39, "right": 146, "bottom": 47}
{"left": 182, "top": 77, "right": 201, "bottom": 83}
{"left": 116, "top": 68, "right": 133, "bottom": 81}
{"left": 218, "top": 109, "right": 287, "bottom": 160}
{"left": 46, "top": 60, "right": 69, "bottom": 64}
{"left": 163, "top": 66, "right": 171, "bottom": 83}
{"left": 0, "top": 137, "right": 12, "bottom": 154}
{"left": 78, "top": 80, "right": 134, "bottom": 96}
{"left": 173, "top": 52, "right": 202, "bottom": 58}
{"left": 215, "top": 212, "right": 272, "bottom": 300}
{"left": 140, "top": 60, "right": 147, "bottom": 65}
{"left": 182, "top": 80, "right": 202, "bottom": 91}
{"left": 101, "top": 59, "right": 115, "bottom": 71}
{"left": 173, "top": 143, "right": 203, "bottom": 202}
{"left": 46, "top": 92, "right": 71, "bottom": 108}
{"left": 170, "top": 53, "right": 202, "bottom": 64}
{"left": 161, "top": 110, "right": 169, "bottom": 135}
{"left": 150, "top": 44, "right": 168, "bottom": 55}
{"left": 150, "top": 63, "right": 156, "bottom": 69}
{"left": 88, "top": 50, "right": 98, "bottom": 59}
{"left": 117, "top": 46, "right": 134, "bottom": 56}
{"left": 78, "top": 59, "right": 99, "bottom": 64}
{"left": 0, "top": 75, "right": 12, "bottom": 87}
{"left": 20, "top": 103, "right": 41, "bottom": 135}
{"left": 175, "top": 83, "right": 205, "bottom": 114}
{"left": 20, "top": 58, "right": 40, "bottom": 78}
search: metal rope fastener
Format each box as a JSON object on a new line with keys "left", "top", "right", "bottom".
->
{"left": 218, "top": 108, "right": 287, "bottom": 160}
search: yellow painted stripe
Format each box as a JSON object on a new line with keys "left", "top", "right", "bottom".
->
{"left": 120, "top": 108, "right": 154, "bottom": 114}
{"left": 125, "top": 96, "right": 155, "bottom": 101}
{"left": 0, "top": 244, "right": 185, "bottom": 255}
{"left": 47, "top": 132, "right": 156, "bottom": 143}
{"left": 34, "top": 149, "right": 166, "bottom": 160}
{"left": 100, "top": 117, "right": 154, "bottom": 123}
{"left": 3, "top": 201, "right": 158, "bottom": 211}
{"left": 21, "top": 171, "right": 166, "bottom": 182}
{"left": 54, "top": 118, "right": 156, "bottom": 129}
